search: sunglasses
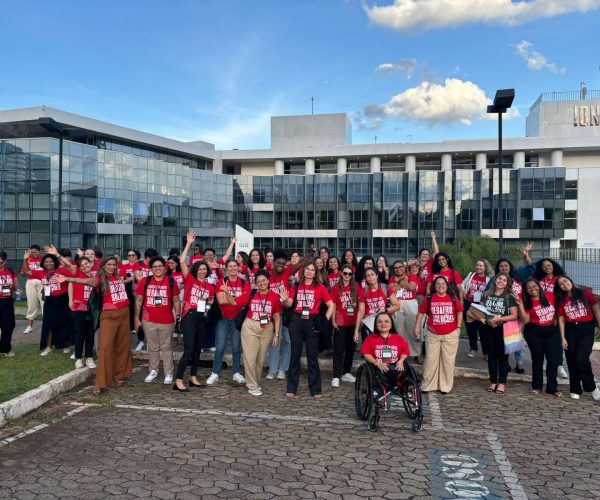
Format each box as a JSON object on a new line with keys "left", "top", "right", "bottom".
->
{"left": 342, "top": 272, "right": 353, "bottom": 276}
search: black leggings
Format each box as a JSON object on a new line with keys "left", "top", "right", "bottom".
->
{"left": 288, "top": 315, "right": 321, "bottom": 396}
{"left": 564, "top": 321, "right": 596, "bottom": 395}
{"left": 0, "top": 298, "right": 16, "bottom": 354}
{"left": 175, "top": 311, "right": 208, "bottom": 380}
{"left": 72, "top": 310, "right": 94, "bottom": 359}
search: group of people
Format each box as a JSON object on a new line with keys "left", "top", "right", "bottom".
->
{"left": 1, "top": 231, "right": 599, "bottom": 403}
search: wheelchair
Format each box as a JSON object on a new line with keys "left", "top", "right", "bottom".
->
{"left": 354, "top": 361, "right": 424, "bottom": 433}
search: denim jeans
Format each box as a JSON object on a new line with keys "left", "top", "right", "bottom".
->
{"left": 267, "top": 325, "right": 291, "bottom": 373}
{"left": 212, "top": 318, "right": 242, "bottom": 375}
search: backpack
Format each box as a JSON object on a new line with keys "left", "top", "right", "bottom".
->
{"left": 139, "top": 275, "right": 176, "bottom": 321}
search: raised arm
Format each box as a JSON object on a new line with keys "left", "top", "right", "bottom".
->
{"left": 22, "top": 250, "right": 32, "bottom": 277}
{"left": 431, "top": 231, "right": 440, "bottom": 257}
{"left": 180, "top": 230, "right": 196, "bottom": 279}
{"left": 44, "top": 245, "right": 76, "bottom": 274}
{"left": 220, "top": 237, "right": 236, "bottom": 263}
{"left": 291, "top": 244, "right": 317, "bottom": 273}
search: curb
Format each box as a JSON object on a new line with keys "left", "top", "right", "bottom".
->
{"left": 0, "top": 367, "right": 94, "bottom": 428}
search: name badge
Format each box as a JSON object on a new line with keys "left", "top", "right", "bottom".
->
{"left": 381, "top": 346, "right": 393, "bottom": 360}
{"left": 44, "top": 286, "right": 51, "bottom": 297}
{"left": 260, "top": 315, "right": 269, "bottom": 326}
{"left": 473, "top": 291, "right": 482, "bottom": 303}
{"left": 207, "top": 275, "right": 217, "bottom": 285}
{"left": 396, "top": 289, "right": 404, "bottom": 299}
{"left": 197, "top": 300, "right": 207, "bottom": 313}
{"left": 301, "top": 306, "right": 310, "bottom": 319}
{"left": 2, "top": 286, "right": 10, "bottom": 295}
{"left": 154, "top": 297, "right": 164, "bottom": 306}
{"left": 346, "top": 306, "right": 355, "bottom": 315}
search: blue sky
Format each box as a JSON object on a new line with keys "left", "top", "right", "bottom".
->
{"left": 1, "top": 0, "right": 599, "bottom": 149}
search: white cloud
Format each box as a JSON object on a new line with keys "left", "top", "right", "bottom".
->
{"left": 364, "top": 0, "right": 600, "bottom": 32}
{"left": 515, "top": 40, "right": 566, "bottom": 75}
{"left": 360, "top": 78, "right": 520, "bottom": 126}
{"left": 375, "top": 58, "right": 417, "bottom": 79}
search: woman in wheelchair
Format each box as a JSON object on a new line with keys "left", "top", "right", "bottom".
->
{"left": 360, "top": 311, "right": 410, "bottom": 395}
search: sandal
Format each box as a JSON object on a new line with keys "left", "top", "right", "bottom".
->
{"left": 552, "top": 391, "right": 563, "bottom": 398}
{"left": 92, "top": 387, "right": 104, "bottom": 396}
{"left": 285, "top": 392, "right": 295, "bottom": 398}
{"left": 313, "top": 394, "right": 322, "bottom": 401}
{"left": 488, "top": 385, "right": 497, "bottom": 393}
{"left": 531, "top": 389, "right": 541, "bottom": 396}
{"left": 495, "top": 385, "right": 505, "bottom": 395}
{"left": 115, "top": 380, "right": 125, "bottom": 388}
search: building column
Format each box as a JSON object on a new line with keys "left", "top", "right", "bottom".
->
{"left": 441, "top": 153, "right": 452, "bottom": 171}
{"left": 405, "top": 155, "right": 416, "bottom": 172}
{"left": 274, "top": 159, "right": 284, "bottom": 176}
{"left": 305, "top": 158, "right": 315, "bottom": 175}
{"left": 475, "top": 153, "right": 487, "bottom": 170}
{"left": 551, "top": 149, "right": 563, "bottom": 167}
{"left": 337, "top": 157, "right": 347, "bottom": 175}
{"left": 212, "top": 158, "right": 223, "bottom": 174}
{"left": 370, "top": 156, "right": 381, "bottom": 173}
{"left": 513, "top": 151, "right": 525, "bottom": 169}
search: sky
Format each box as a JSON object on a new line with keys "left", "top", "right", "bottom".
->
{"left": 1, "top": 0, "right": 599, "bottom": 150}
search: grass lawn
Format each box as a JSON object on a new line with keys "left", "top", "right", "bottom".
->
{"left": 0, "top": 344, "right": 75, "bottom": 404}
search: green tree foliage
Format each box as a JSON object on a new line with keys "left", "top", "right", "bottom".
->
{"left": 438, "top": 236, "right": 522, "bottom": 277}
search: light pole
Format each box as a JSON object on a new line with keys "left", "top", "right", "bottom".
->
{"left": 487, "top": 89, "right": 515, "bottom": 259}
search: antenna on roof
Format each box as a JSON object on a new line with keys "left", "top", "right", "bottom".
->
{"left": 311, "top": 96, "right": 314, "bottom": 115}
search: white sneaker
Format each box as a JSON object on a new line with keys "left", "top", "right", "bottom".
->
{"left": 85, "top": 358, "right": 97, "bottom": 369}
{"left": 206, "top": 373, "right": 219, "bottom": 385}
{"left": 62, "top": 348, "right": 71, "bottom": 354}
{"left": 467, "top": 350, "right": 476, "bottom": 358}
{"left": 557, "top": 366, "right": 568, "bottom": 378}
{"left": 570, "top": 393, "right": 580, "bottom": 400}
{"left": 75, "top": 359, "right": 85, "bottom": 369}
{"left": 40, "top": 347, "right": 51, "bottom": 356}
{"left": 164, "top": 374, "right": 173, "bottom": 385}
{"left": 130, "top": 330, "right": 136, "bottom": 335}
{"left": 135, "top": 341, "right": 145, "bottom": 352}
{"left": 145, "top": 370, "right": 158, "bottom": 383}
{"left": 277, "top": 370, "right": 286, "bottom": 380}
{"left": 3, "top": 351, "right": 15, "bottom": 357}
{"left": 331, "top": 378, "right": 340, "bottom": 388}
{"left": 266, "top": 372, "right": 276, "bottom": 380}
{"left": 248, "top": 388, "right": 263, "bottom": 396}
{"left": 70, "top": 353, "right": 76, "bottom": 360}
{"left": 592, "top": 388, "right": 600, "bottom": 401}
{"left": 23, "top": 326, "right": 33, "bottom": 334}
{"left": 209, "top": 347, "right": 216, "bottom": 352}
{"left": 233, "top": 373, "right": 246, "bottom": 384}
{"left": 341, "top": 373, "right": 356, "bottom": 383}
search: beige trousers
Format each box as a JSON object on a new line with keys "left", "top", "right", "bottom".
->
{"left": 241, "top": 318, "right": 274, "bottom": 390}
{"left": 25, "top": 279, "right": 44, "bottom": 320}
{"left": 393, "top": 299, "right": 420, "bottom": 356}
{"left": 422, "top": 329, "right": 460, "bottom": 393}
{"left": 143, "top": 320, "right": 175, "bottom": 376}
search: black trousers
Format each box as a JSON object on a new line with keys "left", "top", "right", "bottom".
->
{"left": 71, "top": 310, "right": 94, "bottom": 359}
{"left": 524, "top": 323, "right": 562, "bottom": 393}
{"left": 176, "top": 311, "right": 208, "bottom": 379}
{"left": 481, "top": 324, "right": 509, "bottom": 384}
{"left": 564, "top": 321, "right": 596, "bottom": 395}
{"left": 333, "top": 325, "right": 355, "bottom": 377}
{"left": 0, "top": 298, "right": 16, "bottom": 354}
{"left": 287, "top": 315, "right": 321, "bottom": 396}
{"left": 464, "top": 300, "right": 487, "bottom": 354}
{"left": 40, "top": 294, "right": 72, "bottom": 350}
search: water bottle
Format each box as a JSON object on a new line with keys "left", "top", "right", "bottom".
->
{"left": 15, "top": 287, "right": 22, "bottom": 301}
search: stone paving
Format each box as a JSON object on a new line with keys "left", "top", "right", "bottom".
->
{"left": 2, "top": 359, "right": 600, "bottom": 499}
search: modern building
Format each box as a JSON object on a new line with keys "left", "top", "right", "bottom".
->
{"left": 0, "top": 90, "right": 599, "bottom": 268}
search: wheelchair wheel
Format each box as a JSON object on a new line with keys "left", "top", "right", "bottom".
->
{"left": 411, "top": 414, "right": 423, "bottom": 432}
{"left": 401, "top": 378, "right": 422, "bottom": 420}
{"left": 368, "top": 414, "right": 380, "bottom": 432}
{"left": 355, "top": 364, "right": 373, "bottom": 421}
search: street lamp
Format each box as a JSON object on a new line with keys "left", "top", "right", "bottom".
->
{"left": 39, "top": 117, "right": 66, "bottom": 249}
{"left": 487, "top": 89, "right": 515, "bottom": 259}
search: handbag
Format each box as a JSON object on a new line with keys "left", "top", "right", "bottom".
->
{"left": 503, "top": 320, "right": 524, "bottom": 354}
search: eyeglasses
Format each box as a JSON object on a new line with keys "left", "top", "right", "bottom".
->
{"left": 127, "top": 253, "right": 136, "bottom": 257}
{"left": 152, "top": 265, "right": 164, "bottom": 269}
{"left": 393, "top": 266, "right": 403, "bottom": 270}
{"left": 342, "top": 272, "right": 353, "bottom": 276}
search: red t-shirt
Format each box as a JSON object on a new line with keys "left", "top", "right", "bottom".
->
{"left": 182, "top": 274, "right": 215, "bottom": 317}
{"left": 0, "top": 268, "right": 17, "bottom": 298}
{"left": 269, "top": 266, "right": 295, "bottom": 297}
{"left": 558, "top": 290, "right": 597, "bottom": 323}
{"left": 139, "top": 262, "right": 151, "bottom": 279}
{"left": 100, "top": 276, "right": 129, "bottom": 310}
{"left": 539, "top": 276, "right": 557, "bottom": 297}
{"left": 90, "top": 260, "right": 100, "bottom": 276}
{"left": 169, "top": 271, "right": 184, "bottom": 291}
{"left": 327, "top": 272, "right": 341, "bottom": 289}
{"left": 22, "top": 257, "right": 43, "bottom": 280}
{"left": 421, "top": 259, "right": 433, "bottom": 282}
{"left": 511, "top": 280, "right": 523, "bottom": 299}
{"left": 41, "top": 269, "right": 69, "bottom": 297}
{"left": 216, "top": 277, "right": 251, "bottom": 319}
{"left": 135, "top": 276, "right": 180, "bottom": 324}
{"left": 361, "top": 333, "right": 410, "bottom": 363}
{"left": 526, "top": 293, "right": 555, "bottom": 327}
{"left": 71, "top": 270, "right": 93, "bottom": 311}
{"left": 207, "top": 261, "right": 224, "bottom": 286}
{"left": 246, "top": 290, "right": 282, "bottom": 322}
{"left": 391, "top": 275, "right": 421, "bottom": 301}
{"left": 330, "top": 284, "right": 360, "bottom": 327}
{"left": 189, "top": 255, "right": 203, "bottom": 266}
{"left": 119, "top": 261, "right": 140, "bottom": 280}
{"left": 465, "top": 274, "right": 488, "bottom": 303}
{"left": 358, "top": 286, "right": 389, "bottom": 316}
{"left": 290, "top": 283, "right": 332, "bottom": 315}
{"left": 419, "top": 293, "right": 463, "bottom": 335}
{"left": 427, "top": 269, "right": 463, "bottom": 287}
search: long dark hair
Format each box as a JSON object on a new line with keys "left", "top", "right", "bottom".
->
{"left": 337, "top": 264, "right": 358, "bottom": 304}
{"left": 167, "top": 255, "right": 181, "bottom": 274}
{"left": 342, "top": 249, "right": 358, "bottom": 268}
{"left": 373, "top": 311, "right": 397, "bottom": 335}
{"left": 356, "top": 255, "right": 375, "bottom": 285}
{"left": 533, "top": 258, "right": 565, "bottom": 281}
{"left": 98, "top": 256, "right": 119, "bottom": 296}
{"left": 248, "top": 248, "right": 266, "bottom": 270}
{"left": 554, "top": 276, "right": 590, "bottom": 311}
{"left": 431, "top": 252, "right": 454, "bottom": 274}
{"left": 521, "top": 278, "right": 550, "bottom": 310}
{"left": 494, "top": 258, "right": 515, "bottom": 277}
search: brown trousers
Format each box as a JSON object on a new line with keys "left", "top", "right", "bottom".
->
{"left": 96, "top": 307, "right": 133, "bottom": 389}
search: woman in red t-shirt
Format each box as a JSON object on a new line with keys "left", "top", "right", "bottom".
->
{"left": 330, "top": 264, "right": 360, "bottom": 387}
{"left": 555, "top": 276, "right": 600, "bottom": 400}
{"left": 68, "top": 257, "right": 96, "bottom": 369}
{"left": 462, "top": 259, "right": 493, "bottom": 358}
{"left": 282, "top": 262, "right": 334, "bottom": 399}
{"left": 247, "top": 248, "right": 266, "bottom": 290}
{"left": 0, "top": 250, "right": 17, "bottom": 356}
{"left": 388, "top": 260, "right": 421, "bottom": 360}
{"left": 517, "top": 278, "right": 561, "bottom": 397}
{"left": 414, "top": 276, "right": 463, "bottom": 394}
{"left": 56, "top": 256, "right": 132, "bottom": 395}
{"left": 24, "top": 246, "right": 76, "bottom": 356}
{"left": 326, "top": 257, "right": 342, "bottom": 290}
{"left": 426, "top": 252, "right": 464, "bottom": 301}
{"left": 241, "top": 270, "right": 282, "bottom": 396}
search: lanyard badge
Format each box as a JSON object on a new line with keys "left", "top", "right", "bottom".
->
{"left": 381, "top": 346, "right": 393, "bottom": 360}
{"left": 197, "top": 299, "right": 206, "bottom": 313}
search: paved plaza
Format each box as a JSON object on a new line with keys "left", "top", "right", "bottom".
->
{"left": 1, "top": 357, "right": 599, "bottom": 500}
